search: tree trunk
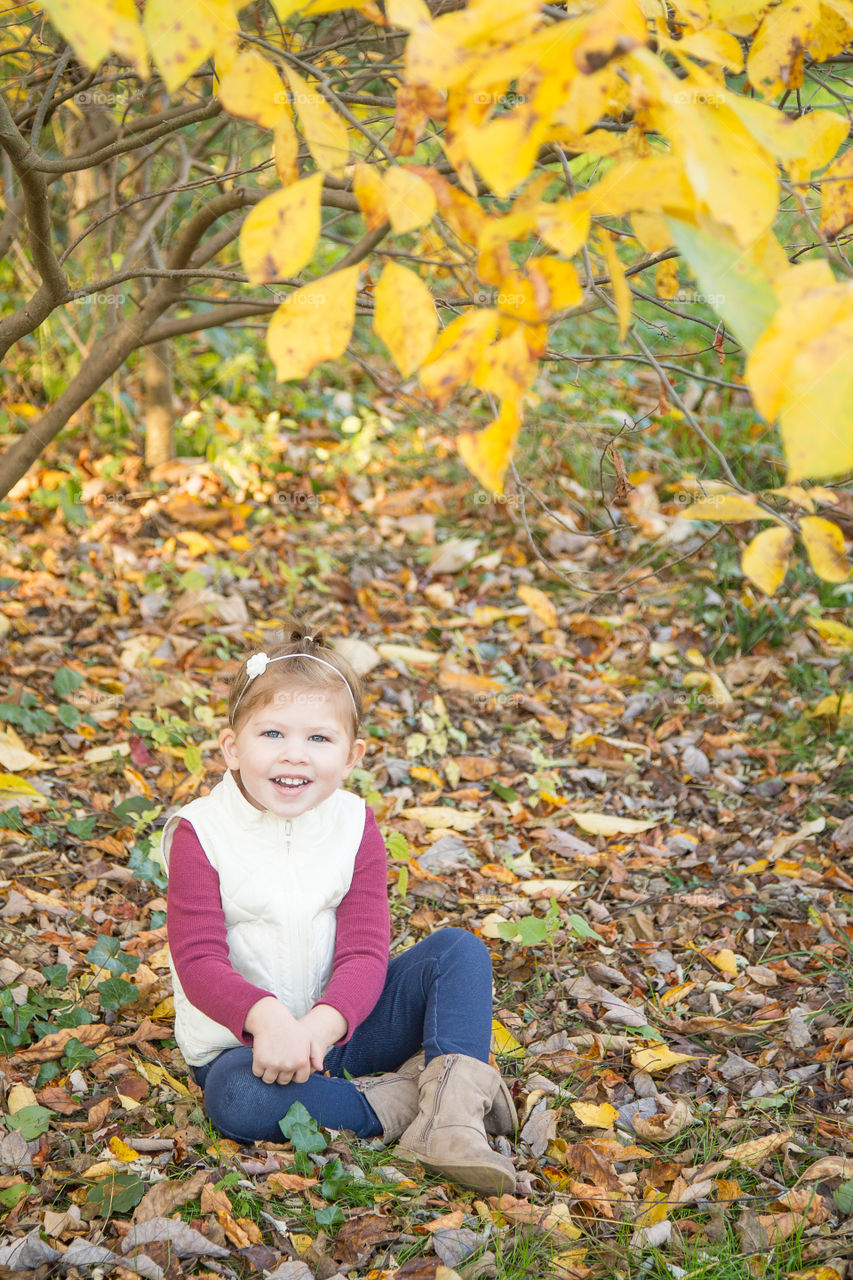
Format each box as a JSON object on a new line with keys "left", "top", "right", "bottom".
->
{"left": 144, "top": 340, "right": 175, "bottom": 468}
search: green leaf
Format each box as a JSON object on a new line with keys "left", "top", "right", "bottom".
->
{"left": 61, "top": 1037, "right": 97, "bottom": 1071}
{"left": 0, "top": 1182, "right": 27, "bottom": 1209}
{"left": 321, "top": 1156, "right": 350, "bottom": 1199}
{"left": 88, "top": 935, "right": 140, "bottom": 977}
{"left": 566, "top": 912, "right": 601, "bottom": 941}
{"left": 66, "top": 815, "right": 97, "bottom": 838}
{"left": 85, "top": 1172, "right": 146, "bottom": 1217}
{"left": 42, "top": 964, "right": 68, "bottom": 988}
{"left": 4, "top": 1106, "right": 52, "bottom": 1140}
{"left": 179, "top": 569, "right": 207, "bottom": 590}
{"left": 35, "top": 1062, "right": 61, "bottom": 1088}
{"left": 97, "top": 978, "right": 141, "bottom": 1011}
{"left": 279, "top": 1100, "right": 327, "bottom": 1164}
{"left": 183, "top": 744, "right": 203, "bottom": 774}
{"left": 54, "top": 666, "right": 84, "bottom": 696}
{"left": 386, "top": 830, "right": 410, "bottom": 861}
{"left": 315, "top": 1203, "right": 344, "bottom": 1228}
{"left": 490, "top": 780, "right": 518, "bottom": 802}
{"left": 667, "top": 218, "right": 778, "bottom": 350}
{"left": 834, "top": 1176, "right": 853, "bottom": 1216}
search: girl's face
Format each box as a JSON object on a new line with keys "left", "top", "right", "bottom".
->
{"left": 218, "top": 686, "right": 365, "bottom": 819}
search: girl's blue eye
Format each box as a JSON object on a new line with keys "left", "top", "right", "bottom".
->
{"left": 263, "top": 729, "right": 282, "bottom": 738}
{"left": 310, "top": 734, "right": 329, "bottom": 743}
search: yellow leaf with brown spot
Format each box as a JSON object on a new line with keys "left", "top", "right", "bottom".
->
{"left": 419, "top": 309, "right": 499, "bottom": 408}
{"left": 239, "top": 174, "right": 324, "bottom": 285}
{"left": 41, "top": 0, "right": 147, "bottom": 76}
{"left": 471, "top": 326, "right": 537, "bottom": 403}
{"left": 808, "top": 616, "right": 853, "bottom": 648}
{"left": 374, "top": 262, "right": 437, "bottom": 377}
{"left": 537, "top": 195, "right": 592, "bottom": 258}
{"left": 800, "top": 516, "right": 849, "bottom": 583}
{"left": 383, "top": 167, "right": 437, "bottom": 234}
{"left": 518, "top": 584, "right": 558, "bottom": 628}
{"left": 571, "top": 1101, "right": 618, "bottom": 1129}
{"left": 631, "top": 1045, "right": 698, "bottom": 1074}
{"left": 820, "top": 149, "right": 853, "bottom": 238}
{"left": 742, "top": 526, "right": 794, "bottom": 596}
{"left": 656, "top": 258, "right": 680, "bottom": 299}
{"left": 748, "top": 0, "right": 836, "bottom": 98}
{"left": 458, "top": 399, "right": 521, "bottom": 495}
{"left": 267, "top": 265, "right": 360, "bottom": 381}
{"left": 284, "top": 66, "right": 349, "bottom": 174}
{"left": 531, "top": 257, "right": 583, "bottom": 313}
{"left": 144, "top": 0, "right": 237, "bottom": 92}
{"left": 218, "top": 50, "right": 287, "bottom": 129}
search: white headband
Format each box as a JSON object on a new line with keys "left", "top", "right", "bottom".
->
{"left": 231, "top": 650, "right": 358, "bottom": 722}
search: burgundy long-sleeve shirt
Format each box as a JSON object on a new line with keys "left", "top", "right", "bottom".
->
{"left": 166, "top": 805, "right": 391, "bottom": 1046}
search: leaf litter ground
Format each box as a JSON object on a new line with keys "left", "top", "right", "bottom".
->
{"left": 1, "top": 420, "right": 853, "bottom": 1280}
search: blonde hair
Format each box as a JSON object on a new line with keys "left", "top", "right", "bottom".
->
{"left": 228, "top": 623, "right": 363, "bottom": 737}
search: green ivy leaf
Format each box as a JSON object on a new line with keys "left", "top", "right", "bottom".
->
{"left": 35, "top": 1062, "right": 61, "bottom": 1089}
{"left": 87, "top": 935, "right": 140, "bottom": 977}
{"left": 97, "top": 978, "right": 141, "bottom": 1011}
{"left": 835, "top": 1176, "right": 853, "bottom": 1216}
{"left": 489, "top": 780, "right": 518, "bottom": 802}
{"left": 315, "top": 1203, "right": 344, "bottom": 1228}
{"left": 61, "top": 1037, "right": 97, "bottom": 1071}
{"left": 496, "top": 917, "right": 549, "bottom": 946}
{"left": 4, "top": 1106, "right": 52, "bottom": 1140}
{"left": 321, "top": 1157, "right": 350, "bottom": 1200}
{"left": 42, "top": 964, "right": 68, "bottom": 988}
{"left": 0, "top": 1182, "right": 27, "bottom": 1209}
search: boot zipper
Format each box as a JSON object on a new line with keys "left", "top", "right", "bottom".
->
{"left": 421, "top": 1055, "right": 453, "bottom": 1144}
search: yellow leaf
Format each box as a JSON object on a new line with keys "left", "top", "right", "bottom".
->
{"left": 811, "top": 692, "right": 853, "bottom": 720}
{"left": 491, "top": 1018, "right": 525, "bottom": 1058}
{"left": 383, "top": 167, "right": 437, "bottom": 234}
{"left": 808, "top": 617, "right": 853, "bottom": 648}
{"left": 267, "top": 265, "right": 360, "bottom": 381}
{"left": 373, "top": 262, "right": 437, "bottom": 377}
{"left": 228, "top": 535, "right": 252, "bottom": 552}
{"left": 742, "top": 526, "right": 794, "bottom": 596}
{"left": 537, "top": 195, "right": 592, "bottom": 258}
{"left": 458, "top": 400, "right": 521, "bottom": 495}
{"left": 239, "top": 173, "right": 324, "bottom": 285}
{"left": 419, "top": 309, "right": 500, "bottom": 408}
{"left": 820, "top": 148, "right": 853, "bottom": 239}
{"left": 353, "top": 163, "right": 389, "bottom": 230}
{"left": 531, "top": 256, "right": 583, "bottom": 313}
{"left": 598, "top": 231, "right": 631, "bottom": 341}
{"left": 707, "top": 948, "right": 739, "bottom": 976}
{"left": 571, "top": 1101, "right": 618, "bottom": 1129}
{"left": 636, "top": 1186, "right": 669, "bottom": 1227}
{"left": 800, "top": 516, "right": 849, "bottom": 583}
{"left": 722, "top": 1130, "right": 792, "bottom": 1166}
{"left": 7, "top": 1085, "right": 38, "bottom": 1114}
{"left": 656, "top": 258, "right": 680, "bottom": 299}
{"left": 151, "top": 997, "right": 175, "bottom": 1020}
{"left": 518, "top": 584, "right": 558, "bottom": 628}
{"left": 40, "top": 0, "right": 147, "bottom": 76}
{"left": 681, "top": 494, "right": 769, "bottom": 522}
{"left": 568, "top": 811, "right": 658, "bottom": 836}
{"left": 284, "top": 66, "right": 349, "bottom": 175}
{"left": 176, "top": 531, "right": 215, "bottom": 558}
{"left": 399, "top": 806, "right": 481, "bottom": 831}
{"left": 0, "top": 726, "right": 46, "bottom": 772}
{"left": 273, "top": 110, "right": 299, "bottom": 187}
{"left": 471, "top": 326, "right": 538, "bottom": 405}
{"left": 144, "top": 0, "right": 237, "bottom": 92}
{"left": 108, "top": 1136, "right": 140, "bottom": 1162}
{"left": 134, "top": 1060, "right": 190, "bottom": 1096}
{"left": 0, "top": 773, "right": 49, "bottom": 806}
{"left": 218, "top": 50, "right": 287, "bottom": 128}
{"left": 467, "top": 101, "right": 550, "bottom": 199}
{"left": 376, "top": 643, "right": 442, "bottom": 665}
{"left": 631, "top": 1045, "right": 698, "bottom": 1074}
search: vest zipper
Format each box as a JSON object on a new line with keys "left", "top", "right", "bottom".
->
{"left": 422, "top": 1055, "right": 453, "bottom": 1144}
{"left": 284, "top": 820, "right": 292, "bottom": 854}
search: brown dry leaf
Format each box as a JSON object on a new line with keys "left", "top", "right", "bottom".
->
{"left": 12, "top": 1023, "right": 111, "bottom": 1062}
{"left": 722, "top": 1130, "right": 793, "bottom": 1166}
{"left": 632, "top": 1099, "right": 695, "bottom": 1142}
{"left": 795, "top": 1156, "right": 853, "bottom": 1184}
{"left": 267, "top": 1171, "right": 320, "bottom": 1194}
{"left": 134, "top": 1168, "right": 212, "bottom": 1222}
{"left": 332, "top": 1213, "right": 398, "bottom": 1267}
{"left": 422, "top": 1210, "right": 467, "bottom": 1233}
{"left": 451, "top": 755, "right": 500, "bottom": 780}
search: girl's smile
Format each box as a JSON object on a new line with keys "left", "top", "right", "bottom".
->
{"left": 218, "top": 690, "right": 366, "bottom": 818}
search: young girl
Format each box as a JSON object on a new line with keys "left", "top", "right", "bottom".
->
{"left": 164, "top": 629, "right": 516, "bottom": 1194}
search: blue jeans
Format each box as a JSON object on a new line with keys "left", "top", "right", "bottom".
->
{"left": 193, "top": 928, "right": 494, "bottom": 1144}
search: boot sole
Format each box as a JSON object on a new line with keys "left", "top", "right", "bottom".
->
{"left": 395, "top": 1145, "right": 515, "bottom": 1196}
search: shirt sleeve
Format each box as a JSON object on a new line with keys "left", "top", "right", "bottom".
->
{"left": 315, "top": 805, "right": 390, "bottom": 1042}
{"left": 166, "top": 818, "right": 274, "bottom": 1044}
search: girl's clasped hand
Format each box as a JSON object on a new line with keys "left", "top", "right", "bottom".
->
{"left": 164, "top": 624, "right": 518, "bottom": 1195}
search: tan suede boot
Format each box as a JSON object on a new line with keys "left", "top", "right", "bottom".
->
{"left": 352, "top": 1052, "right": 424, "bottom": 1142}
{"left": 395, "top": 1054, "right": 516, "bottom": 1195}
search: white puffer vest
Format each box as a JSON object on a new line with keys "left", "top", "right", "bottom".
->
{"left": 162, "top": 770, "right": 366, "bottom": 1066}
